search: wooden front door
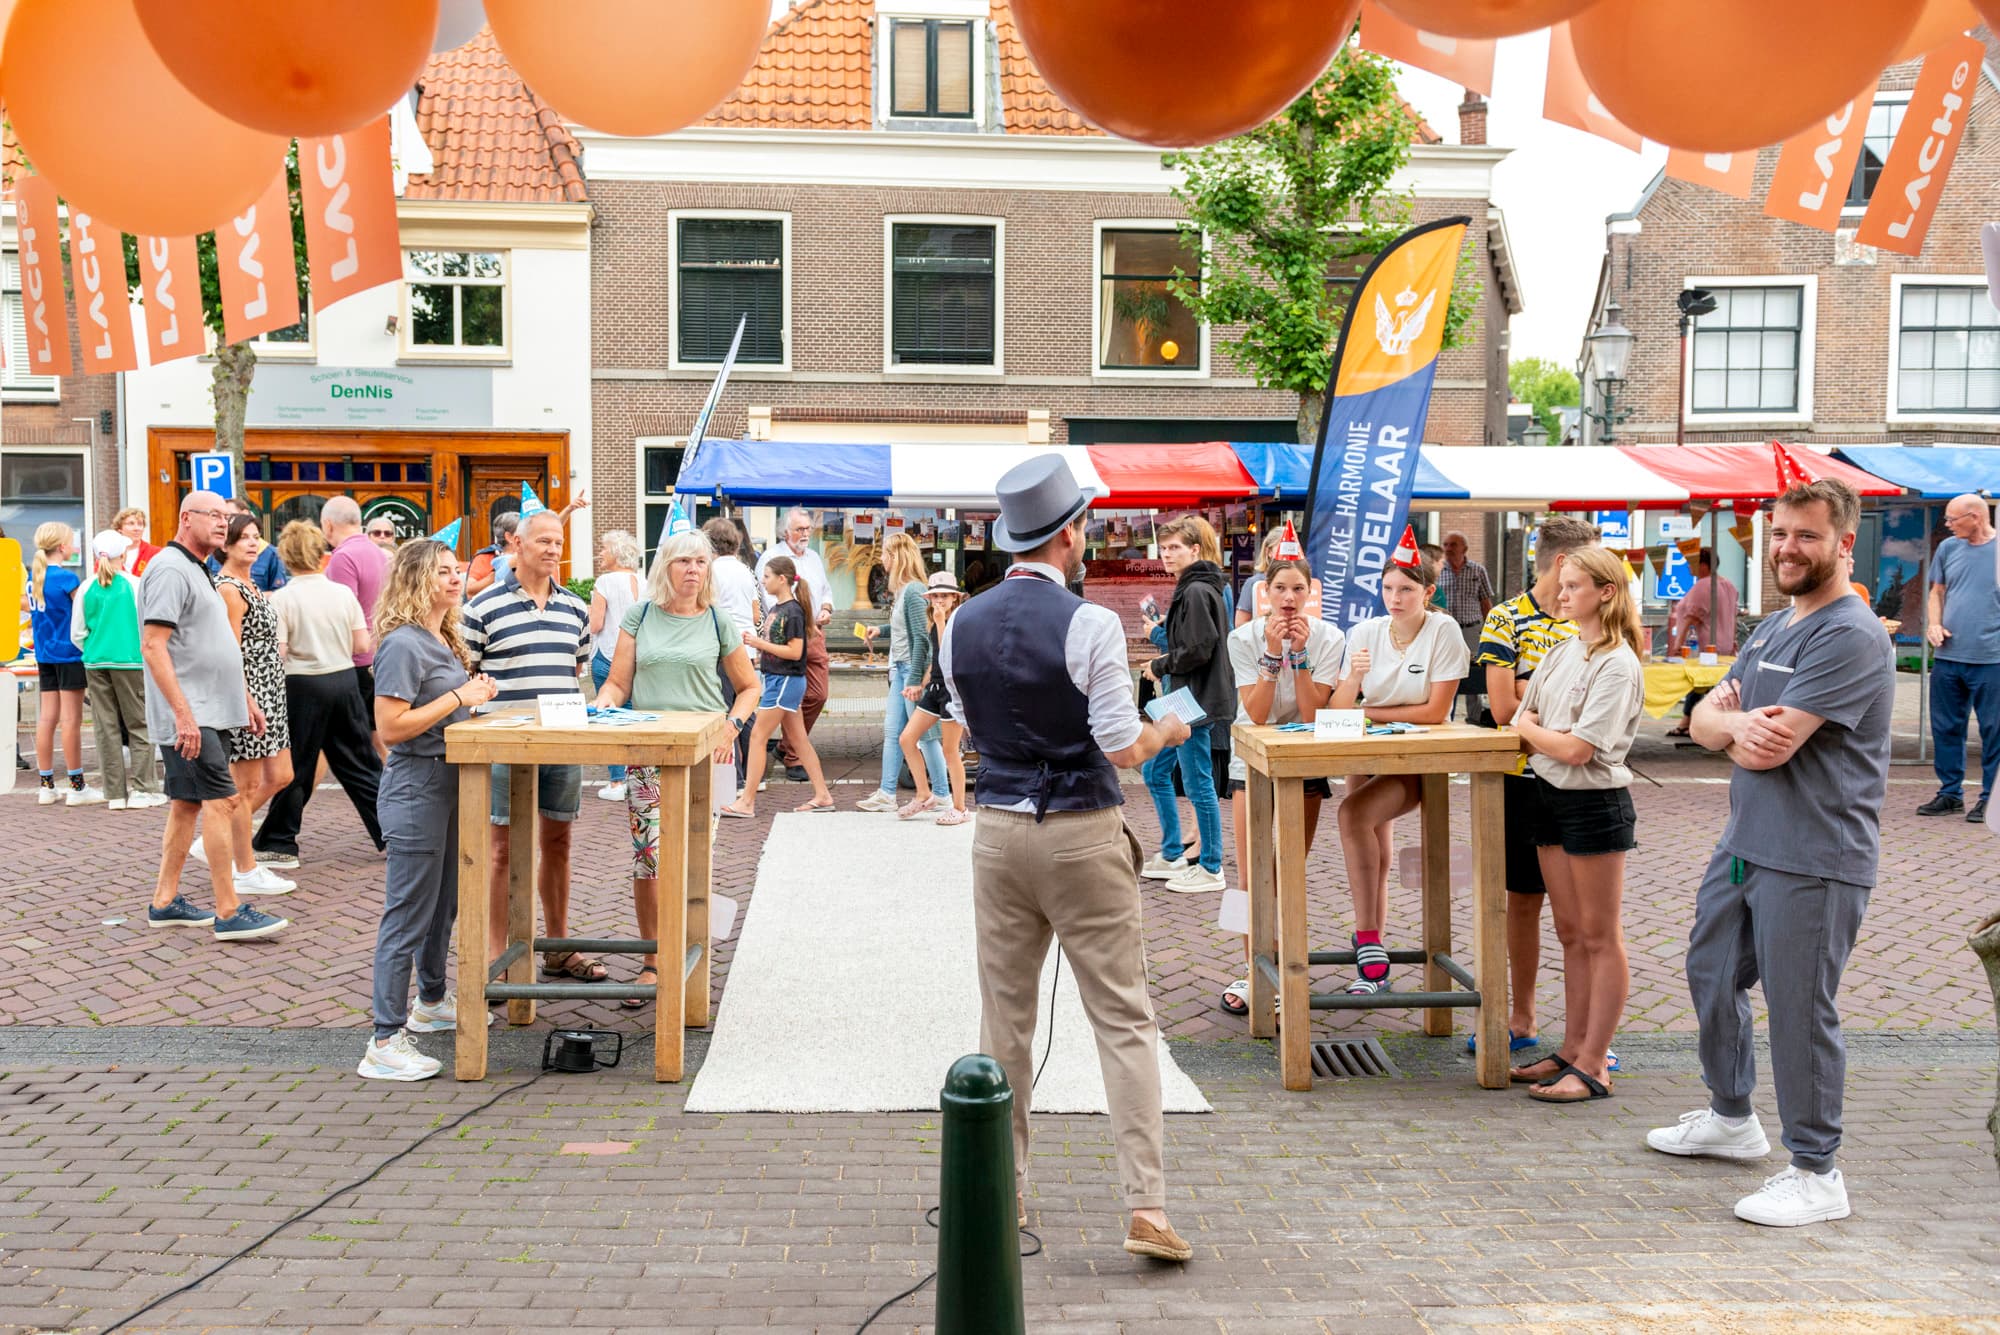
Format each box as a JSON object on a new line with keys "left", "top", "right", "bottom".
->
{"left": 465, "top": 459, "right": 550, "bottom": 552}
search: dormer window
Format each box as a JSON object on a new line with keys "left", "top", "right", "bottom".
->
{"left": 890, "top": 18, "right": 975, "bottom": 119}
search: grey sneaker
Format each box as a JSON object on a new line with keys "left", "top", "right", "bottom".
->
{"left": 1139, "top": 853, "right": 1189, "bottom": 881}
{"left": 147, "top": 895, "right": 215, "bottom": 929}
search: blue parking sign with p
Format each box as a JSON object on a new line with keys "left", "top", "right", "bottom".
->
{"left": 191, "top": 452, "right": 234, "bottom": 500}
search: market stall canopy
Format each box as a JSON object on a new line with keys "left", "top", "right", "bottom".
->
{"left": 888, "top": 444, "right": 1108, "bottom": 509}
{"left": 673, "top": 439, "right": 891, "bottom": 507}
{"left": 1083, "top": 441, "right": 1258, "bottom": 509}
{"left": 1226, "top": 441, "right": 1471, "bottom": 502}
{"left": 1832, "top": 445, "right": 2000, "bottom": 500}
{"left": 1419, "top": 445, "right": 1691, "bottom": 510}
{"left": 1617, "top": 443, "right": 1901, "bottom": 500}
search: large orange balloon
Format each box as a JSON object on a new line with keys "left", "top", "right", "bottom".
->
{"left": 1895, "top": 0, "right": 1978, "bottom": 60}
{"left": 1377, "top": 0, "right": 1600, "bottom": 39}
{"left": 1571, "top": 0, "right": 1923, "bottom": 153}
{"left": 0, "top": 0, "right": 286, "bottom": 237}
{"left": 483, "top": 0, "right": 768, "bottom": 138}
{"left": 1976, "top": 0, "right": 2000, "bottom": 37}
{"left": 1013, "top": 0, "right": 1363, "bottom": 148}
{"left": 134, "top": 0, "right": 440, "bottom": 137}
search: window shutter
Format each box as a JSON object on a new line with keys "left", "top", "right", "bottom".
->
{"left": 678, "top": 219, "right": 785, "bottom": 364}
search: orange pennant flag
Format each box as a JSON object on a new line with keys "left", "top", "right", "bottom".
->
{"left": 1856, "top": 35, "right": 1984, "bottom": 257}
{"left": 1543, "top": 22, "right": 1641, "bottom": 153}
{"left": 1762, "top": 78, "right": 1879, "bottom": 233}
{"left": 1358, "top": 1, "right": 1495, "bottom": 97}
{"left": 11, "top": 176, "right": 75, "bottom": 377}
{"left": 300, "top": 116, "right": 402, "bottom": 312}
{"left": 216, "top": 172, "right": 301, "bottom": 346}
{"left": 1677, "top": 537, "right": 1704, "bottom": 565}
{"left": 1729, "top": 518, "right": 1756, "bottom": 550}
{"left": 67, "top": 210, "right": 139, "bottom": 375}
{"left": 1666, "top": 148, "right": 1755, "bottom": 199}
{"left": 138, "top": 234, "right": 204, "bottom": 367}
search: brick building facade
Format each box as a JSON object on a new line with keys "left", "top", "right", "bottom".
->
{"left": 581, "top": 0, "right": 1520, "bottom": 556}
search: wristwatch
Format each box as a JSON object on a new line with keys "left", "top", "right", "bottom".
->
{"left": 729, "top": 714, "right": 751, "bottom": 735}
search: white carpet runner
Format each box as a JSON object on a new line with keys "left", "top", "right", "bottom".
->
{"left": 685, "top": 812, "right": 1210, "bottom": 1115}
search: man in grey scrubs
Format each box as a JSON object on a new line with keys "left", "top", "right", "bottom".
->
{"left": 1648, "top": 479, "right": 1893, "bottom": 1228}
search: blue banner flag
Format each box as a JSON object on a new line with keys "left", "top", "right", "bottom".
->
{"left": 1303, "top": 216, "right": 1470, "bottom": 632}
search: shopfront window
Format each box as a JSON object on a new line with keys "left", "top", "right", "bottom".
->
{"left": 641, "top": 444, "right": 687, "bottom": 557}
{"left": 0, "top": 452, "right": 87, "bottom": 553}
{"left": 1098, "top": 229, "right": 1201, "bottom": 371}
{"left": 405, "top": 250, "right": 506, "bottom": 353}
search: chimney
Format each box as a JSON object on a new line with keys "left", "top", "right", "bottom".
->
{"left": 1458, "top": 88, "right": 1487, "bottom": 146}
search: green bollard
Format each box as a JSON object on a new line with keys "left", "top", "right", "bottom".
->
{"left": 935, "top": 1053, "right": 1025, "bottom": 1335}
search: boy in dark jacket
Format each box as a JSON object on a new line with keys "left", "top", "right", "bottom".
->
{"left": 1139, "top": 515, "right": 1232, "bottom": 893}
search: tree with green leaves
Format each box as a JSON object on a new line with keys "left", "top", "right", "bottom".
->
{"left": 1508, "top": 356, "right": 1581, "bottom": 442}
{"left": 1165, "top": 49, "right": 1482, "bottom": 446}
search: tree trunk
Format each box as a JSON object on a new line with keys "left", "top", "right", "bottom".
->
{"left": 1973, "top": 909, "right": 2000, "bottom": 1176}
{"left": 210, "top": 339, "right": 258, "bottom": 497}
{"left": 1296, "top": 393, "right": 1322, "bottom": 449}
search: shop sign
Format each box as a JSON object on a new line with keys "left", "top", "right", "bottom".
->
{"left": 248, "top": 364, "right": 494, "bottom": 428}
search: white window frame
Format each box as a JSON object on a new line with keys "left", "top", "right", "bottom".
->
{"left": 1886, "top": 273, "right": 2000, "bottom": 426}
{"left": 1680, "top": 275, "right": 1817, "bottom": 427}
{"left": 250, "top": 295, "right": 317, "bottom": 361}
{"left": 636, "top": 434, "right": 691, "bottom": 562}
{"left": 399, "top": 247, "right": 510, "bottom": 360}
{"left": 883, "top": 214, "right": 1005, "bottom": 376}
{"left": 0, "top": 447, "right": 93, "bottom": 553}
{"left": 1090, "top": 219, "right": 1210, "bottom": 380}
{"left": 667, "top": 209, "right": 792, "bottom": 373}
{"left": 2, "top": 249, "right": 61, "bottom": 400}
{"left": 1841, "top": 89, "right": 1913, "bottom": 218}
{"left": 875, "top": 2, "right": 990, "bottom": 130}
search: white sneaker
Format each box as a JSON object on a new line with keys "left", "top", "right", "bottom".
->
{"left": 356, "top": 1032, "right": 442, "bottom": 1082}
{"left": 1646, "top": 1108, "right": 1772, "bottom": 1160}
{"left": 234, "top": 865, "right": 296, "bottom": 895}
{"left": 37, "top": 786, "right": 60, "bottom": 805}
{"left": 406, "top": 994, "right": 459, "bottom": 1032}
{"left": 597, "top": 782, "right": 627, "bottom": 802}
{"left": 66, "top": 786, "right": 106, "bottom": 807}
{"left": 107, "top": 798, "right": 128, "bottom": 811}
{"left": 1163, "top": 864, "right": 1226, "bottom": 894}
{"left": 1734, "top": 1166, "right": 1850, "bottom": 1227}
{"left": 187, "top": 836, "right": 207, "bottom": 867}
{"left": 134, "top": 791, "right": 171, "bottom": 809}
{"left": 855, "top": 789, "right": 900, "bottom": 813}
{"left": 1140, "top": 852, "right": 1189, "bottom": 881}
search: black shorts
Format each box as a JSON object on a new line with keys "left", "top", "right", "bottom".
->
{"left": 1502, "top": 772, "right": 1547, "bottom": 894}
{"left": 37, "top": 660, "right": 85, "bottom": 692}
{"left": 162, "top": 726, "right": 238, "bottom": 803}
{"left": 1227, "top": 776, "right": 1334, "bottom": 800}
{"left": 354, "top": 663, "right": 375, "bottom": 713}
{"left": 1528, "top": 774, "right": 1637, "bottom": 857}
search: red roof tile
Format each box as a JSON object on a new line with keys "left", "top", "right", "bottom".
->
{"left": 405, "top": 29, "right": 587, "bottom": 203}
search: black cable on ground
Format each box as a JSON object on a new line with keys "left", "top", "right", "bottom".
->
{"left": 96, "top": 1033, "right": 653, "bottom": 1335}
{"left": 856, "top": 952, "right": 1064, "bottom": 1334}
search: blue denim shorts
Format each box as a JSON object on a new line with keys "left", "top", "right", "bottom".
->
{"left": 489, "top": 763, "right": 582, "bottom": 826}
{"left": 759, "top": 672, "right": 808, "bottom": 713}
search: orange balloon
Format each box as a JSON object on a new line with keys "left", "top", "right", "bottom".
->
{"left": 1570, "top": 0, "right": 1923, "bottom": 153}
{"left": 1013, "top": 0, "right": 1363, "bottom": 148}
{"left": 1894, "top": 0, "right": 1978, "bottom": 59}
{"left": 134, "top": 0, "right": 440, "bottom": 137}
{"left": 0, "top": 0, "right": 286, "bottom": 237}
{"left": 483, "top": 0, "right": 768, "bottom": 138}
{"left": 1976, "top": 0, "right": 2000, "bottom": 36}
{"left": 1376, "top": 0, "right": 1600, "bottom": 39}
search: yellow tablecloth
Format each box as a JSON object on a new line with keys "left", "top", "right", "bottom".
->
{"left": 1643, "top": 657, "right": 1735, "bottom": 718}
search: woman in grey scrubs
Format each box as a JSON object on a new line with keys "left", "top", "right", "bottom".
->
{"left": 357, "top": 540, "right": 499, "bottom": 1082}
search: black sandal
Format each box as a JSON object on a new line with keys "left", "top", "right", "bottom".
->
{"left": 1510, "top": 1055, "right": 1573, "bottom": 1084}
{"left": 1528, "top": 1068, "right": 1612, "bottom": 1103}
{"left": 622, "top": 967, "right": 658, "bottom": 1010}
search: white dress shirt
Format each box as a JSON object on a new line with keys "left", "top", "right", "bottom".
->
{"left": 756, "top": 540, "right": 833, "bottom": 618}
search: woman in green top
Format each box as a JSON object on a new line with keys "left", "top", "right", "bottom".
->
{"left": 71, "top": 530, "right": 163, "bottom": 809}
{"left": 592, "top": 529, "right": 757, "bottom": 1008}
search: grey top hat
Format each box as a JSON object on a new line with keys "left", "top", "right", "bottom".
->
{"left": 991, "top": 454, "right": 1091, "bottom": 553}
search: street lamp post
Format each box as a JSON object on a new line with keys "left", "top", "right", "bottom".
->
{"left": 1675, "top": 288, "right": 1717, "bottom": 448}
{"left": 1580, "top": 299, "right": 1635, "bottom": 446}
{"left": 1522, "top": 419, "right": 1549, "bottom": 449}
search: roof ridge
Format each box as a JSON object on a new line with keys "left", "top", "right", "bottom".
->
{"left": 525, "top": 86, "right": 589, "bottom": 203}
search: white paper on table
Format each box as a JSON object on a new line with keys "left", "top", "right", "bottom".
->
{"left": 538, "top": 693, "right": 588, "bottom": 727}
{"left": 1315, "top": 708, "right": 1364, "bottom": 740}
{"left": 1217, "top": 887, "right": 1249, "bottom": 936}
{"left": 1698, "top": 651, "right": 1719, "bottom": 666}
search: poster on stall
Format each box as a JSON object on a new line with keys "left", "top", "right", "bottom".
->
{"left": 853, "top": 513, "right": 877, "bottom": 540}
{"left": 884, "top": 515, "right": 906, "bottom": 540}
{"left": 918, "top": 519, "right": 937, "bottom": 544}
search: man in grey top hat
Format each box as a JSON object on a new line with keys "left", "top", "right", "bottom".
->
{"left": 939, "top": 454, "right": 1196, "bottom": 1262}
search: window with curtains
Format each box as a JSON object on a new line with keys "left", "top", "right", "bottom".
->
{"left": 1098, "top": 229, "right": 1201, "bottom": 371}
{"left": 2, "top": 253, "right": 59, "bottom": 396}
{"left": 404, "top": 250, "right": 506, "bottom": 353}
{"left": 676, "top": 218, "right": 785, "bottom": 365}
{"left": 890, "top": 222, "right": 996, "bottom": 367}
{"left": 1689, "top": 286, "right": 1802, "bottom": 413}
{"left": 1898, "top": 285, "right": 2000, "bottom": 415}
{"left": 1845, "top": 98, "right": 1907, "bottom": 209}
{"left": 890, "top": 19, "right": 975, "bottom": 119}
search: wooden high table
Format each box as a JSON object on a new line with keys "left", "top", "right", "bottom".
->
{"left": 1231, "top": 722, "right": 1526, "bottom": 1091}
{"left": 444, "top": 707, "right": 731, "bottom": 1083}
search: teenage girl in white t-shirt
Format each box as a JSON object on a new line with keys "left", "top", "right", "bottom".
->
{"left": 1330, "top": 553, "right": 1469, "bottom": 994}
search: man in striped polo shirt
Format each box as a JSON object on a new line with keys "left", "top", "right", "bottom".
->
{"left": 462, "top": 509, "right": 600, "bottom": 980}
{"left": 1475, "top": 513, "right": 1600, "bottom": 1053}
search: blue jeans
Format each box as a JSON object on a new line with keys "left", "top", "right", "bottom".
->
{"left": 1930, "top": 657, "right": 2000, "bottom": 799}
{"left": 1143, "top": 721, "right": 1222, "bottom": 872}
{"left": 590, "top": 652, "right": 626, "bottom": 783}
{"left": 880, "top": 660, "right": 947, "bottom": 797}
